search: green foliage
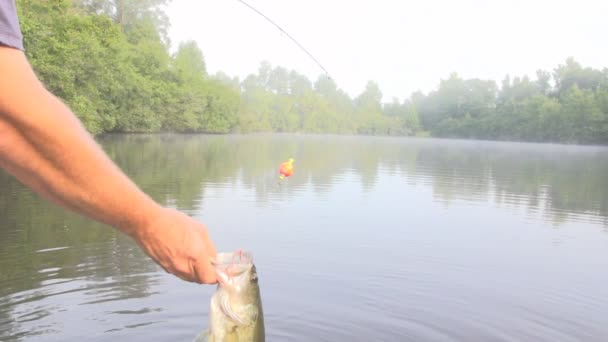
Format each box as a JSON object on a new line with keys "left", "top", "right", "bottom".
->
{"left": 19, "top": 0, "right": 125, "bottom": 133}
{"left": 75, "top": 0, "right": 172, "bottom": 44}
{"left": 18, "top": 0, "right": 239, "bottom": 135}
{"left": 15, "top": 2, "right": 608, "bottom": 144}
{"left": 200, "top": 79, "right": 240, "bottom": 133}
{"left": 415, "top": 58, "right": 608, "bottom": 144}
{"left": 173, "top": 40, "right": 206, "bottom": 81}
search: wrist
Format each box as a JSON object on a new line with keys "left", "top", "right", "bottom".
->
{"left": 121, "top": 201, "right": 166, "bottom": 239}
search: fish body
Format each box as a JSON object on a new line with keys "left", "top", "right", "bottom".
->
{"left": 195, "top": 251, "right": 265, "bottom": 342}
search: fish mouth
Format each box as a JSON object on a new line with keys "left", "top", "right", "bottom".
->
{"left": 213, "top": 249, "right": 253, "bottom": 266}
{"left": 212, "top": 249, "right": 254, "bottom": 286}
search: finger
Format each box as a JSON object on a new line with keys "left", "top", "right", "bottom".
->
{"left": 193, "top": 259, "right": 218, "bottom": 284}
{"left": 175, "top": 267, "right": 196, "bottom": 283}
{"left": 154, "top": 254, "right": 196, "bottom": 283}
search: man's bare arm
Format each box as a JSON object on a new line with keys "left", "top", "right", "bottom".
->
{"left": 0, "top": 46, "right": 217, "bottom": 284}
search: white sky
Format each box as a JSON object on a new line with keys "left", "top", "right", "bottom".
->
{"left": 166, "top": 0, "right": 608, "bottom": 102}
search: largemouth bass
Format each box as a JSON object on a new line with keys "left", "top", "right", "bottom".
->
{"left": 195, "top": 250, "right": 265, "bottom": 342}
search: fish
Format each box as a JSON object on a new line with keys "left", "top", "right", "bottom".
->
{"left": 194, "top": 250, "right": 265, "bottom": 342}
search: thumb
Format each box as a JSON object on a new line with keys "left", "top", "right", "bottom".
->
{"left": 193, "top": 258, "right": 218, "bottom": 284}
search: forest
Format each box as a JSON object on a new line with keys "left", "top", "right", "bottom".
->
{"left": 16, "top": 0, "right": 608, "bottom": 144}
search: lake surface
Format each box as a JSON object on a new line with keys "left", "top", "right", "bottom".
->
{"left": 1, "top": 134, "right": 608, "bottom": 341}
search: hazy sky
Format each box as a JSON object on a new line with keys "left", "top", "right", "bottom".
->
{"left": 166, "top": 0, "right": 608, "bottom": 102}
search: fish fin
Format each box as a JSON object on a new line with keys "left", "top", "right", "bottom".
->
{"left": 193, "top": 329, "right": 210, "bottom": 342}
{"left": 220, "top": 293, "right": 247, "bottom": 326}
{"left": 250, "top": 308, "right": 259, "bottom": 324}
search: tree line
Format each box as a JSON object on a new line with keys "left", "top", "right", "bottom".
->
{"left": 16, "top": 0, "right": 608, "bottom": 144}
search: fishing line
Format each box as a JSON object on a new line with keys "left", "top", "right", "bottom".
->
{"left": 235, "top": 0, "right": 331, "bottom": 79}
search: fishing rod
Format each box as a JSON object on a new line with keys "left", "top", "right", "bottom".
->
{"left": 235, "top": 0, "right": 331, "bottom": 79}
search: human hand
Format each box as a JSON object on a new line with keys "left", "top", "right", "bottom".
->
{"left": 130, "top": 207, "right": 218, "bottom": 284}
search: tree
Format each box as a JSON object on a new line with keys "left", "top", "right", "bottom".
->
{"left": 354, "top": 81, "right": 384, "bottom": 134}
{"left": 553, "top": 57, "right": 606, "bottom": 97}
{"left": 19, "top": 0, "right": 128, "bottom": 133}
{"left": 15, "top": 1, "right": 608, "bottom": 144}
{"left": 75, "top": 0, "right": 172, "bottom": 44}
{"left": 173, "top": 40, "right": 207, "bottom": 82}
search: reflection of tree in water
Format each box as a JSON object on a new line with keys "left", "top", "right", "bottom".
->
{"left": 414, "top": 140, "right": 493, "bottom": 204}
{"left": 95, "top": 135, "right": 608, "bottom": 222}
{"left": 0, "top": 171, "right": 160, "bottom": 339}
{"left": 99, "top": 134, "right": 608, "bottom": 225}
{"left": 1, "top": 133, "right": 607, "bottom": 338}
{"left": 403, "top": 139, "right": 608, "bottom": 224}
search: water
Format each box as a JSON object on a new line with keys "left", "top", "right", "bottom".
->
{"left": 1, "top": 134, "right": 608, "bottom": 341}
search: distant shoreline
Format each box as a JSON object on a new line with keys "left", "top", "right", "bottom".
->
{"left": 94, "top": 131, "right": 608, "bottom": 148}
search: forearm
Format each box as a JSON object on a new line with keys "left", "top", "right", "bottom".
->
{"left": 0, "top": 47, "right": 217, "bottom": 284}
{"left": 0, "top": 47, "right": 161, "bottom": 235}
